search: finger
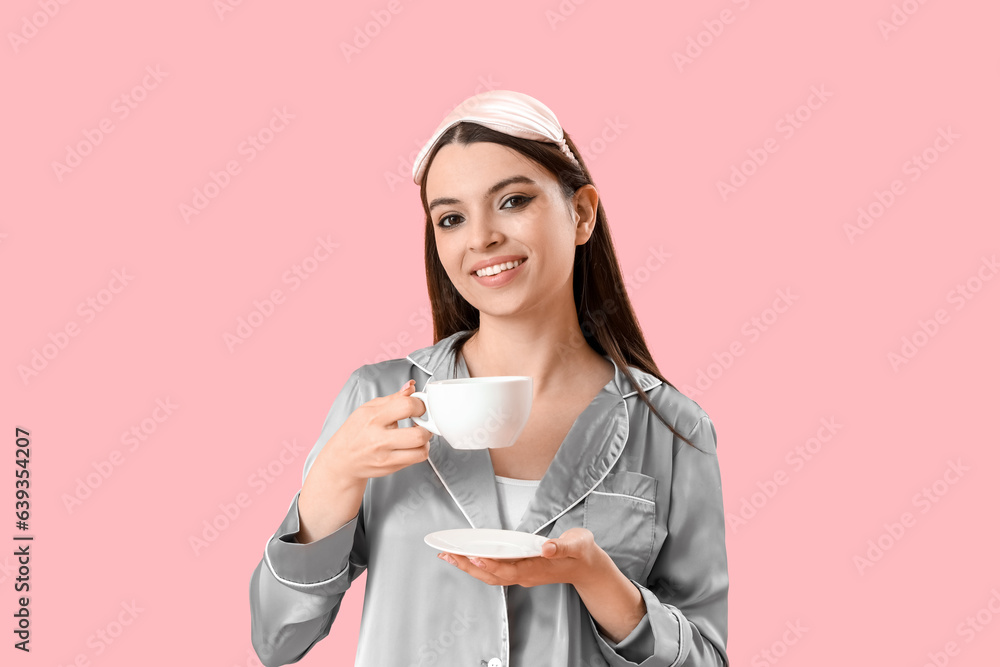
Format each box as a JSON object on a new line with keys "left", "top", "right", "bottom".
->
{"left": 383, "top": 383, "right": 412, "bottom": 430}
{"left": 384, "top": 423, "right": 432, "bottom": 450}
{"left": 468, "top": 557, "right": 519, "bottom": 582}
{"left": 542, "top": 540, "right": 566, "bottom": 558}
{"left": 439, "top": 553, "right": 504, "bottom": 586}
{"left": 378, "top": 393, "right": 429, "bottom": 427}
{"left": 384, "top": 441, "right": 429, "bottom": 468}
{"left": 368, "top": 380, "right": 415, "bottom": 407}
{"left": 542, "top": 533, "right": 586, "bottom": 559}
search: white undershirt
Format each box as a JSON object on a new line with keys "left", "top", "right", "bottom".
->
{"left": 494, "top": 475, "right": 541, "bottom": 530}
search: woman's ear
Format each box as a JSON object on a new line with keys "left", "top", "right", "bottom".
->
{"left": 572, "top": 184, "right": 599, "bottom": 244}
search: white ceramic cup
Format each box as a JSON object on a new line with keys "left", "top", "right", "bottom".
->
{"left": 411, "top": 376, "right": 532, "bottom": 449}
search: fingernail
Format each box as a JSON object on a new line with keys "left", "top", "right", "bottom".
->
{"left": 470, "top": 557, "right": 483, "bottom": 567}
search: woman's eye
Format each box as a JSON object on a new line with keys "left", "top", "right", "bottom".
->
{"left": 438, "top": 214, "right": 461, "bottom": 228}
{"left": 437, "top": 196, "right": 532, "bottom": 228}
{"left": 502, "top": 195, "right": 532, "bottom": 209}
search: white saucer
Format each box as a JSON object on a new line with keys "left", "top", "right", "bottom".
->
{"left": 425, "top": 528, "right": 548, "bottom": 559}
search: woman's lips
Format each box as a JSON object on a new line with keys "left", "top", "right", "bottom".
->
{"left": 471, "top": 258, "right": 527, "bottom": 287}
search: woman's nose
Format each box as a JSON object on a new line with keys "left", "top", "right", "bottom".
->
{"left": 466, "top": 213, "right": 502, "bottom": 250}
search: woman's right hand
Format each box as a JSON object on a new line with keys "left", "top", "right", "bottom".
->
{"left": 311, "top": 379, "right": 433, "bottom": 485}
{"left": 296, "top": 380, "right": 431, "bottom": 543}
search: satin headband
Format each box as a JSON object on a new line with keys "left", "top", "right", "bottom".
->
{"left": 411, "top": 89, "right": 581, "bottom": 185}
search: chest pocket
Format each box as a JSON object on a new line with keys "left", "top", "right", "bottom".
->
{"left": 583, "top": 471, "right": 657, "bottom": 582}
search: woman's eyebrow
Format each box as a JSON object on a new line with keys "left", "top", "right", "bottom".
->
{"left": 428, "top": 175, "right": 538, "bottom": 212}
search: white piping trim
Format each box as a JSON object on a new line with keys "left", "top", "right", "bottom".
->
{"left": 666, "top": 605, "right": 685, "bottom": 667}
{"left": 405, "top": 353, "right": 433, "bottom": 376}
{"left": 262, "top": 534, "right": 351, "bottom": 589}
{"left": 589, "top": 490, "right": 655, "bottom": 505}
{"left": 411, "top": 361, "right": 478, "bottom": 530}
{"left": 621, "top": 377, "right": 663, "bottom": 399}
{"left": 425, "top": 454, "right": 478, "bottom": 529}
{"left": 502, "top": 585, "right": 510, "bottom": 667}
{"left": 532, "top": 393, "right": 631, "bottom": 536}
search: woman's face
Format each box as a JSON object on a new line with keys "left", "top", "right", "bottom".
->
{"left": 424, "top": 141, "right": 597, "bottom": 318}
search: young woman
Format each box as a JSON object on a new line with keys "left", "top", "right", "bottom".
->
{"left": 249, "top": 90, "right": 729, "bottom": 667}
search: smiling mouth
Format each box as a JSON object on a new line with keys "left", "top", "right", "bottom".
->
{"left": 472, "top": 258, "right": 527, "bottom": 277}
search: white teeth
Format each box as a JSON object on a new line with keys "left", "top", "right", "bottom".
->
{"left": 476, "top": 259, "right": 523, "bottom": 277}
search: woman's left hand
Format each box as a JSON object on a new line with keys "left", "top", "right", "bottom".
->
{"left": 437, "top": 527, "right": 612, "bottom": 588}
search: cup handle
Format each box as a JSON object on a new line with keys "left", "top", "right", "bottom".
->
{"left": 410, "top": 392, "right": 441, "bottom": 436}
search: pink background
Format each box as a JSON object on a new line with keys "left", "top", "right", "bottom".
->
{"left": 4, "top": 1, "right": 999, "bottom": 665}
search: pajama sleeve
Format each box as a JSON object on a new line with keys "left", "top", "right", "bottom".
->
{"left": 248, "top": 368, "right": 372, "bottom": 667}
{"left": 589, "top": 415, "right": 730, "bottom": 666}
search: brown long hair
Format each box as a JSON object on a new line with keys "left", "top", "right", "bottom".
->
{"left": 416, "top": 121, "right": 697, "bottom": 449}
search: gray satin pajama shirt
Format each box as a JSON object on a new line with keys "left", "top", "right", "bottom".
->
{"left": 249, "top": 330, "right": 729, "bottom": 666}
